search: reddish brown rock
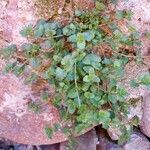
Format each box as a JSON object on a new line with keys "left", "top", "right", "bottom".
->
{"left": 116, "top": 0, "right": 150, "bottom": 56}
{"left": 0, "top": 60, "right": 67, "bottom": 145}
{"left": 0, "top": 0, "right": 67, "bottom": 144}
{"left": 73, "top": 0, "right": 95, "bottom": 10}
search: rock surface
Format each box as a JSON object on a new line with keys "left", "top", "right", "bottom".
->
{"left": 0, "top": 0, "right": 150, "bottom": 146}
{"left": 60, "top": 129, "right": 97, "bottom": 150}
{"left": 117, "top": 0, "right": 150, "bottom": 56}
{"left": 97, "top": 129, "right": 150, "bottom": 150}
{"left": 0, "top": 0, "right": 67, "bottom": 145}
{"left": 140, "top": 92, "right": 150, "bottom": 138}
{"left": 73, "top": 0, "right": 95, "bottom": 10}
{"left": 0, "top": 0, "right": 96, "bottom": 145}
{"left": 124, "top": 131, "right": 150, "bottom": 150}
{"left": 0, "top": 61, "right": 67, "bottom": 145}
{"left": 116, "top": 0, "right": 150, "bottom": 99}
{"left": 116, "top": 0, "right": 150, "bottom": 141}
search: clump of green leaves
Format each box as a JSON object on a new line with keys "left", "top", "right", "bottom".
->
{"left": 45, "top": 126, "right": 53, "bottom": 139}
{"left": 1, "top": 0, "right": 149, "bottom": 144}
{"left": 130, "top": 72, "right": 150, "bottom": 88}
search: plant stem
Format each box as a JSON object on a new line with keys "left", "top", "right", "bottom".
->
{"left": 74, "top": 62, "right": 81, "bottom": 107}
{"left": 112, "top": 51, "right": 150, "bottom": 59}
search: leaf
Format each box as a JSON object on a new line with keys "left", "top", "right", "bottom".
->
{"left": 102, "top": 58, "right": 112, "bottom": 65}
{"left": 61, "top": 55, "right": 74, "bottom": 72}
{"left": 131, "top": 116, "right": 140, "bottom": 126}
{"left": 117, "top": 86, "right": 128, "bottom": 101}
{"left": 75, "top": 123, "right": 89, "bottom": 134}
{"left": 44, "top": 23, "right": 57, "bottom": 37}
{"left": 21, "top": 43, "right": 32, "bottom": 51}
{"left": 99, "top": 110, "right": 110, "bottom": 126}
{"left": 146, "top": 32, "right": 150, "bottom": 39}
{"left": 130, "top": 80, "right": 139, "bottom": 88}
{"left": 83, "top": 75, "right": 91, "bottom": 82}
{"left": 83, "top": 31, "right": 95, "bottom": 42}
{"left": 93, "top": 75, "right": 100, "bottom": 83}
{"left": 1, "top": 44, "right": 17, "bottom": 58}
{"left": 91, "top": 62, "right": 102, "bottom": 70}
{"left": 83, "top": 66, "right": 94, "bottom": 73}
{"left": 24, "top": 73, "right": 38, "bottom": 84}
{"left": 82, "top": 83, "right": 90, "bottom": 92}
{"left": 41, "top": 40, "right": 52, "bottom": 50}
{"left": 45, "top": 29, "right": 56, "bottom": 37}
{"left": 63, "top": 23, "right": 76, "bottom": 36}
{"left": 83, "top": 74, "right": 100, "bottom": 83}
{"left": 55, "top": 67, "right": 67, "bottom": 80}
{"left": 124, "top": 10, "right": 133, "bottom": 20}
{"left": 47, "top": 22, "right": 59, "bottom": 30}
{"left": 45, "top": 127, "right": 53, "bottom": 139}
{"left": 68, "top": 34, "right": 77, "bottom": 43}
{"left": 53, "top": 123, "right": 62, "bottom": 132}
{"left": 34, "top": 24, "right": 44, "bottom": 37}
{"left": 67, "top": 100, "right": 76, "bottom": 114}
{"left": 118, "top": 126, "right": 131, "bottom": 145}
{"left": 83, "top": 54, "right": 101, "bottom": 65}
{"left": 138, "top": 73, "right": 150, "bottom": 87}
{"left": 108, "top": 94, "right": 117, "bottom": 103}
{"left": 135, "top": 49, "right": 142, "bottom": 64}
{"left": 22, "top": 43, "right": 40, "bottom": 57}
{"left": 41, "top": 91, "right": 49, "bottom": 101}
{"left": 67, "top": 88, "right": 78, "bottom": 98}
{"left": 110, "top": 0, "right": 118, "bottom": 4}
{"left": 29, "top": 57, "right": 41, "bottom": 68}
{"left": 3, "top": 62, "right": 16, "bottom": 74}
{"left": 13, "top": 64, "right": 26, "bottom": 76}
{"left": 28, "top": 101, "right": 41, "bottom": 113}
{"left": 95, "top": 1, "right": 106, "bottom": 11}
{"left": 75, "top": 9, "right": 82, "bottom": 16}
{"left": 115, "top": 10, "right": 124, "bottom": 20}
{"left": 20, "top": 25, "right": 33, "bottom": 37}
{"left": 84, "top": 92, "right": 95, "bottom": 99}
{"left": 113, "top": 60, "right": 122, "bottom": 68}
{"left": 76, "top": 33, "right": 86, "bottom": 50}
{"left": 66, "top": 71, "right": 75, "bottom": 81}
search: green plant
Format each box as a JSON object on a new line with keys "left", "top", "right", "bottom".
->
{"left": 1, "top": 0, "right": 150, "bottom": 144}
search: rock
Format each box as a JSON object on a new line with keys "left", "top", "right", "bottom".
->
{"left": 96, "top": 126, "right": 123, "bottom": 150}
{"left": 0, "top": 0, "right": 94, "bottom": 145}
{"left": 127, "top": 97, "right": 143, "bottom": 121}
{"left": 97, "top": 128, "right": 150, "bottom": 150}
{"left": 0, "top": 59, "right": 67, "bottom": 145}
{"left": 15, "top": 145, "right": 28, "bottom": 150}
{"left": 107, "top": 127, "right": 122, "bottom": 141}
{"left": 73, "top": 0, "right": 95, "bottom": 10}
{"left": 140, "top": 92, "right": 150, "bottom": 138}
{"left": 0, "top": 0, "right": 87, "bottom": 145}
{"left": 40, "top": 144, "right": 59, "bottom": 150}
{"left": 0, "top": 0, "right": 37, "bottom": 46}
{"left": 116, "top": 0, "right": 150, "bottom": 56}
{"left": 60, "top": 129, "right": 97, "bottom": 150}
{"left": 121, "top": 60, "right": 150, "bottom": 99}
{"left": 123, "top": 131, "right": 150, "bottom": 150}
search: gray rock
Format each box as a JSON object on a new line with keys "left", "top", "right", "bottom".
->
{"left": 140, "top": 92, "right": 150, "bottom": 138}
{"left": 123, "top": 131, "right": 150, "bottom": 150}
{"left": 97, "top": 129, "right": 150, "bottom": 150}
{"left": 60, "top": 129, "right": 97, "bottom": 150}
{"left": 15, "top": 145, "right": 28, "bottom": 150}
{"left": 40, "top": 144, "right": 59, "bottom": 150}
